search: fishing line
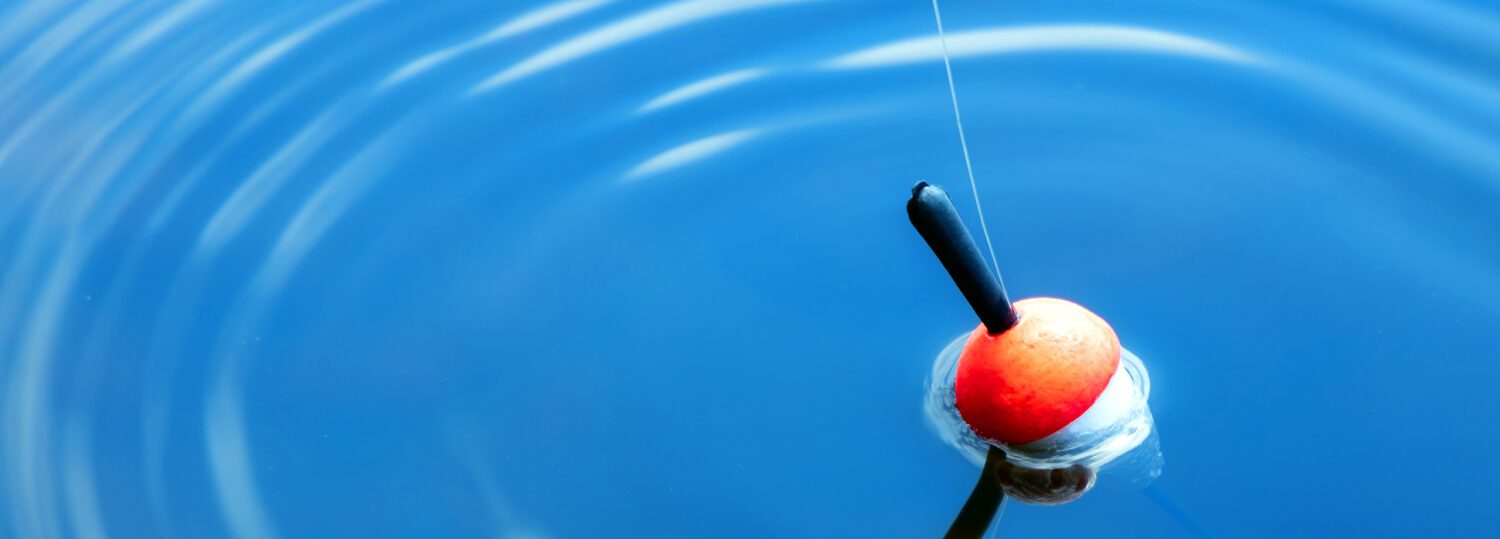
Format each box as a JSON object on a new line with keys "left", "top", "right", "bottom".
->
{"left": 928, "top": 0, "right": 1008, "bottom": 296}
{"left": 990, "top": 497, "right": 1009, "bottom": 535}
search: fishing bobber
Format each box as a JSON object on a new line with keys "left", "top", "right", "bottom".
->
{"left": 908, "top": 181, "right": 1129, "bottom": 464}
{"left": 910, "top": 182, "right": 1157, "bottom": 536}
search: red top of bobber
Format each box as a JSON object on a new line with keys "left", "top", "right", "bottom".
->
{"left": 954, "top": 297, "right": 1121, "bottom": 445}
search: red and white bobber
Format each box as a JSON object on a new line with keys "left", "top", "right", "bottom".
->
{"left": 908, "top": 182, "right": 1157, "bottom": 512}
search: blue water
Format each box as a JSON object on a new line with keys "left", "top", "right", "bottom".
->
{"left": 2, "top": 1, "right": 1498, "bottom": 537}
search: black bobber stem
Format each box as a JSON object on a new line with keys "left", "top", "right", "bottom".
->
{"left": 907, "top": 181, "right": 1018, "bottom": 334}
{"left": 908, "top": 181, "right": 1016, "bottom": 537}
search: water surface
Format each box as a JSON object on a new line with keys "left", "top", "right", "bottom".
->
{"left": 1, "top": 1, "right": 1498, "bottom": 537}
